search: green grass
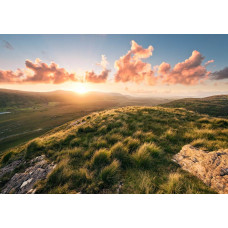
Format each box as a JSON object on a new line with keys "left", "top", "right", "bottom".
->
{"left": 163, "top": 94, "right": 228, "bottom": 118}
{"left": 1, "top": 106, "right": 227, "bottom": 194}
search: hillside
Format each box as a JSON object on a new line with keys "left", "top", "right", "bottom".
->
{"left": 1, "top": 106, "right": 227, "bottom": 194}
{"left": 0, "top": 89, "right": 172, "bottom": 152}
{"left": 162, "top": 95, "right": 228, "bottom": 117}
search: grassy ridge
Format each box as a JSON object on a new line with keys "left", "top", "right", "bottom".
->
{"left": 162, "top": 95, "right": 228, "bottom": 117}
{"left": 1, "top": 106, "right": 227, "bottom": 194}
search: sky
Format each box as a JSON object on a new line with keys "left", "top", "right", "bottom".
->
{"left": 0, "top": 34, "right": 228, "bottom": 97}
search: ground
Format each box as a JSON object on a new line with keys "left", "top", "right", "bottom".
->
{"left": 1, "top": 106, "right": 227, "bottom": 193}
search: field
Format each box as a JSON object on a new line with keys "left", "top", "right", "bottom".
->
{"left": 1, "top": 106, "right": 227, "bottom": 193}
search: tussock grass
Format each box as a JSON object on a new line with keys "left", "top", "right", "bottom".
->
{"left": 90, "top": 149, "right": 111, "bottom": 170}
{"left": 100, "top": 160, "right": 120, "bottom": 188}
{"left": 2, "top": 105, "right": 227, "bottom": 194}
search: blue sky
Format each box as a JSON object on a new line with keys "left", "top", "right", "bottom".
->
{"left": 0, "top": 34, "right": 227, "bottom": 97}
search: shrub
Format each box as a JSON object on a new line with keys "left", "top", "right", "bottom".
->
{"left": 110, "top": 142, "right": 132, "bottom": 169}
{"left": 90, "top": 149, "right": 110, "bottom": 170}
{"left": 100, "top": 160, "right": 120, "bottom": 187}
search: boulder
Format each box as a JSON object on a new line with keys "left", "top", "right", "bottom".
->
{"left": 1, "top": 155, "right": 55, "bottom": 194}
{"left": 173, "top": 145, "right": 228, "bottom": 194}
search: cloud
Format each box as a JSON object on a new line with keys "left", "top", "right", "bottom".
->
{"left": 211, "top": 67, "right": 228, "bottom": 80}
{"left": 159, "top": 50, "right": 210, "bottom": 85}
{"left": 0, "top": 69, "right": 23, "bottom": 83}
{"left": 205, "top": 59, "right": 214, "bottom": 66}
{"left": 2, "top": 40, "right": 14, "bottom": 50}
{"left": 85, "top": 55, "right": 110, "bottom": 83}
{"left": 114, "top": 40, "right": 156, "bottom": 85}
{"left": 0, "top": 59, "right": 78, "bottom": 84}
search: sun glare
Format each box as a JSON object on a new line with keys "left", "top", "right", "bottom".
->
{"left": 75, "top": 84, "right": 88, "bottom": 94}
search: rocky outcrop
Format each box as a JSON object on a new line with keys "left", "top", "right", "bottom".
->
{"left": 173, "top": 145, "right": 228, "bottom": 194}
{"left": 0, "top": 160, "right": 23, "bottom": 179}
{"left": 1, "top": 155, "right": 55, "bottom": 194}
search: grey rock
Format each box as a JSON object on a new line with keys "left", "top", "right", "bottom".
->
{"left": 1, "top": 155, "right": 55, "bottom": 194}
{"left": 0, "top": 160, "right": 23, "bottom": 179}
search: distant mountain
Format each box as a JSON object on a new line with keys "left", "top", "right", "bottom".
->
{"left": 0, "top": 89, "right": 172, "bottom": 110}
{"left": 162, "top": 95, "right": 228, "bottom": 117}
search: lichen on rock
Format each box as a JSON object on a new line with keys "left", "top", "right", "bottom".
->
{"left": 173, "top": 145, "right": 228, "bottom": 194}
{"left": 1, "top": 155, "right": 55, "bottom": 194}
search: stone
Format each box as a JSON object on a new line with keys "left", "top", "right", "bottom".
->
{"left": 0, "top": 160, "right": 23, "bottom": 179}
{"left": 173, "top": 145, "right": 228, "bottom": 194}
{"left": 1, "top": 155, "right": 55, "bottom": 194}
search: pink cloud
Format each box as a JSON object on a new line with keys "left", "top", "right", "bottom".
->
{"left": 159, "top": 50, "right": 210, "bottom": 85}
{"left": 0, "top": 69, "right": 24, "bottom": 83}
{"left": 114, "top": 40, "right": 156, "bottom": 85}
{"left": 85, "top": 55, "right": 110, "bottom": 83}
{"left": 0, "top": 59, "right": 78, "bottom": 84}
{"left": 24, "top": 59, "right": 78, "bottom": 84}
{"left": 205, "top": 59, "right": 214, "bottom": 66}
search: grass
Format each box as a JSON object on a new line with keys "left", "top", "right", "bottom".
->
{"left": 163, "top": 94, "right": 228, "bottom": 118}
{"left": 1, "top": 106, "right": 227, "bottom": 194}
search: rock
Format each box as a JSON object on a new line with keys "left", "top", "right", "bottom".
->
{"left": 1, "top": 155, "right": 55, "bottom": 194}
{"left": 174, "top": 145, "right": 228, "bottom": 194}
{"left": 0, "top": 160, "right": 23, "bottom": 179}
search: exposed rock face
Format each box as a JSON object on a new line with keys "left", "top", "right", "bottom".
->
{"left": 0, "top": 160, "right": 23, "bottom": 179}
{"left": 1, "top": 155, "right": 55, "bottom": 194}
{"left": 173, "top": 145, "right": 228, "bottom": 194}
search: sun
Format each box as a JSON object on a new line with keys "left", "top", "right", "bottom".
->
{"left": 75, "top": 84, "right": 88, "bottom": 94}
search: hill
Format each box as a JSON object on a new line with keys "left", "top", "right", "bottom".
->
{"left": 162, "top": 95, "right": 228, "bottom": 117}
{"left": 0, "top": 89, "right": 172, "bottom": 152}
{"left": 1, "top": 106, "right": 227, "bottom": 193}
{"left": 0, "top": 89, "right": 171, "bottom": 110}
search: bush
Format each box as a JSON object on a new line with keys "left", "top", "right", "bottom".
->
{"left": 100, "top": 160, "right": 120, "bottom": 187}
{"left": 90, "top": 149, "right": 110, "bottom": 170}
{"left": 110, "top": 142, "right": 132, "bottom": 169}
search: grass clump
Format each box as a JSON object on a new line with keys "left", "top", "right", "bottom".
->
{"left": 110, "top": 142, "right": 132, "bottom": 169}
{"left": 124, "top": 137, "right": 140, "bottom": 153}
{"left": 100, "top": 160, "right": 120, "bottom": 188}
{"left": 25, "top": 140, "right": 44, "bottom": 159}
{"left": 90, "top": 149, "right": 111, "bottom": 170}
